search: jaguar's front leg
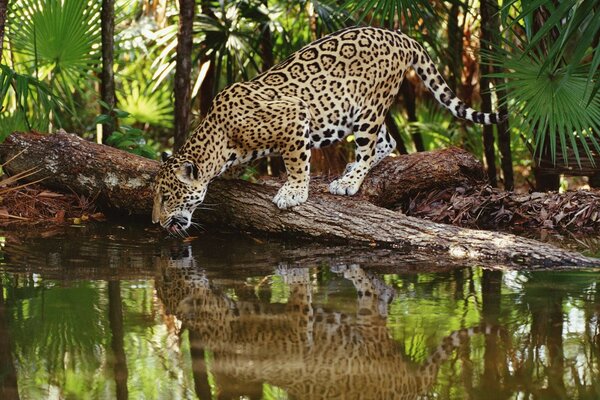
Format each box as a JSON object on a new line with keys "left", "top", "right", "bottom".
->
{"left": 272, "top": 114, "right": 312, "bottom": 209}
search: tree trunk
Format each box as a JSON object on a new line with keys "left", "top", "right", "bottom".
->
{"left": 197, "top": 1, "right": 217, "bottom": 119}
{"left": 0, "top": 0, "right": 8, "bottom": 65}
{"left": 385, "top": 112, "right": 408, "bottom": 155}
{"left": 258, "top": 16, "right": 286, "bottom": 176}
{"left": 400, "top": 80, "right": 424, "bottom": 152}
{"left": 101, "top": 0, "right": 117, "bottom": 141}
{"left": 482, "top": 0, "right": 513, "bottom": 190}
{"left": 446, "top": 1, "right": 463, "bottom": 94}
{"left": 0, "top": 131, "right": 597, "bottom": 268}
{"left": 173, "top": 0, "right": 195, "bottom": 151}
{"left": 480, "top": 0, "right": 499, "bottom": 187}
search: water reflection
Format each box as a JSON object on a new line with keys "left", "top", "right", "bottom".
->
{"left": 0, "top": 225, "right": 599, "bottom": 399}
{"left": 157, "top": 247, "right": 500, "bottom": 400}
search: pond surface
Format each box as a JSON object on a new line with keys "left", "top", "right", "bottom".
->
{"left": 1, "top": 224, "right": 600, "bottom": 399}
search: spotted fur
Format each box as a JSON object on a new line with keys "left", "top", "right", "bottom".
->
{"left": 153, "top": 26, "right": 506, "bottom": 232}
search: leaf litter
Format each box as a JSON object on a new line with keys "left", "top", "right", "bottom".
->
{"left": 402, "top": 184, "right": 600, "bottom": 233}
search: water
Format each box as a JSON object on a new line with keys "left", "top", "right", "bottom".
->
{"left": 1, "top": 223, "right": 600, "bottom": 400}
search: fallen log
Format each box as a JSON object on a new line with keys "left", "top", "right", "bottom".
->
{"left": 0, "top": 130, "right": 598, "bottom": 268}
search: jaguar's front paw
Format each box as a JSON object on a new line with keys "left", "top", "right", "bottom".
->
{"left": 329, "top": 177, "right": 361, "bottom": 196}
{"left": 272, "top": 182, "right": 309, "bottom": 209}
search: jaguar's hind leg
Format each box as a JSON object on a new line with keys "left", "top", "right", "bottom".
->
{"left": 330, "top": 113, "right": 389, "bottom": 196}
{"left": 341, "top": 124, "right": 396, "bottom": 175}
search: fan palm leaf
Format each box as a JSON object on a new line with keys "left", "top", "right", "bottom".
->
{"left": 501, "top": 0, "right": 600, "bottom": 103}
{"left": 340, "top": 0, "right": 436, "bottom": 31}
{"left": 489, "top": 50, "right": 600, "bottom": 167}
{"left": 9, "top": 0, "right": 101, "bottom": 107}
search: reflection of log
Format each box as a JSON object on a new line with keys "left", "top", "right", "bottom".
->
{"left": 0, "top": 131, "right": 598, "bottom": 268}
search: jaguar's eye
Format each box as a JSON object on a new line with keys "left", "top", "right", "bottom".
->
{"left": 162, "top": 193, "right": 171, "bottom": 204}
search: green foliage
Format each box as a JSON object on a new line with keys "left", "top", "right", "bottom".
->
{"left": 96, "top": 101, "right": 157, "bottom": 159}
{"left": 502, "top": 0, "right": 600, "bottom": 102}
{"left": 341, "top": 0, "right": 435, "bottom": 31}
{"left": 492, "top": 0, "right": 600, "bottom": 167}
{"left": 8, "top": 0, "right": 101, "bottom": 111}
{"left": 491, "top": 55, "right": 600, "bottom": 167}
{"left": 0, "top": 64, "right": 63, "bottom": 138}
{"left": 118, "top": 70, "right": 173, "bottom": 129}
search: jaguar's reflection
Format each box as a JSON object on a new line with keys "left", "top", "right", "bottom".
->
{"left": 156, "top": 247, "right": 499, "bottom": 400}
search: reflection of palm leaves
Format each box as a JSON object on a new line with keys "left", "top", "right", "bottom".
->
{"left": 11, "top": 283, "right": 108, "bottom": 375}
{"left": 9, "top": 0, "right": 101, "bottom": 108}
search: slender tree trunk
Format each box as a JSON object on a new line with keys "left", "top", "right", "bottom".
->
{"left": 496, "top": 107, "right": 513, "bottom": 190}
{"left": 101, "top": 0, "right": 116, "bottom": 142}
{"left": 484, "top": 0, "right": 513, "bottom": 190}
{"left": 258, "top": 14, "right": 286, "bottom": 176}
{"left": 173, "top": 0, "right": 195, "bottom": 151}
{"left": 0, "top": 0, "right": 8, "bottom": 65}
{"left": 401, "top": 80, "right": 424, "bottom": 152}
{"left": 480, "top": 0, "right": 499, "bottom": 187}
{"left": 446, "top": 1, "right": 464, "bottom": 94}
{"left": 532, "top": 7, "right": 561, "bottom": 191}
{"left": 108, "top": 281, "right": 128, "bottom": 400}
{"left": 259, "top": 19, "right": 274, "bottom": 72}
{"left": 385, "top": 112, "right": 408, "bottom": 154}
{"left": 198, "top": 1, "right": 216, "bottom": 119}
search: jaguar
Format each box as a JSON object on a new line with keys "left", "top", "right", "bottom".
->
{"left": 152, "top": 26, "right": 505, "bottom": 233}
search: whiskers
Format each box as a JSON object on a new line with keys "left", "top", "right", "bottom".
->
{"left": 161, "top": 203, "right": 218, "bottom": 239}
{"left": 190, "top": 219, "right": 206, "bottom": 232}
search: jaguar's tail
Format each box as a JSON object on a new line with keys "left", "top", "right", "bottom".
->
{"left": 418, "top": 324, "right": 504, "bottom": 389}
{"left": 409, "top": 37, "right": 507, "bottom": 125}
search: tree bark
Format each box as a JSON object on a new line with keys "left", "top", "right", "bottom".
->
{"left": 480, "top": 0, "right": 498, "bottom": 187}
{"left": 400, "top": 80, "right": 424, "bottom": 152}
{"left": 446, "top": 0, "right": 463, "bottom": 94}
{"left": 173, "top": 0, "right": 195, "bottom": 151}
{"left": 385, "top": 112, "right": 408, "bottom": 155}
{"left": 0, "top": 131, "right": 597, "bottom": 268}
{"left": 0, "top": 0, "right": 8, "bottom": 65}
{"left": 101, "top": 0, "right": 117, "bottom": 140}
{"left": 197, "top": 1, "right": 217, "bottom": 119}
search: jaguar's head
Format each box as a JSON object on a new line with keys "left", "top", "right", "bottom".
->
{"left": 152, "top": 154, "right": 208, "bottom": 235}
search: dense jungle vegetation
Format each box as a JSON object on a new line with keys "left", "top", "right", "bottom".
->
{"left": 0, "top": 0, "right": 599, "bottom": 191}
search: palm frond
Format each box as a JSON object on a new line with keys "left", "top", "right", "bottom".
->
{"left": 500, "top": 0, "right": 600, "bottom": 106}
{"left": 340, "top": 0, "right": 436, "bottom": 31}
{"left": 488, "top": 49, "right": 600, "bottom": 167}
{"left": 9, "top": 0, "right": 101, "bottom": 108}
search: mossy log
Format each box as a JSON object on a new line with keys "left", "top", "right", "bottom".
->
{"left": 0, "top": 130, "right": 598, "bottom": 269}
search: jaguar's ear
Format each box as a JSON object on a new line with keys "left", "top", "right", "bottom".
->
{"left": 161, "top": 152, "right": 171, "bottom": 163}
{"left": 176, "top": 161, "right": 199, "bottom": 184}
